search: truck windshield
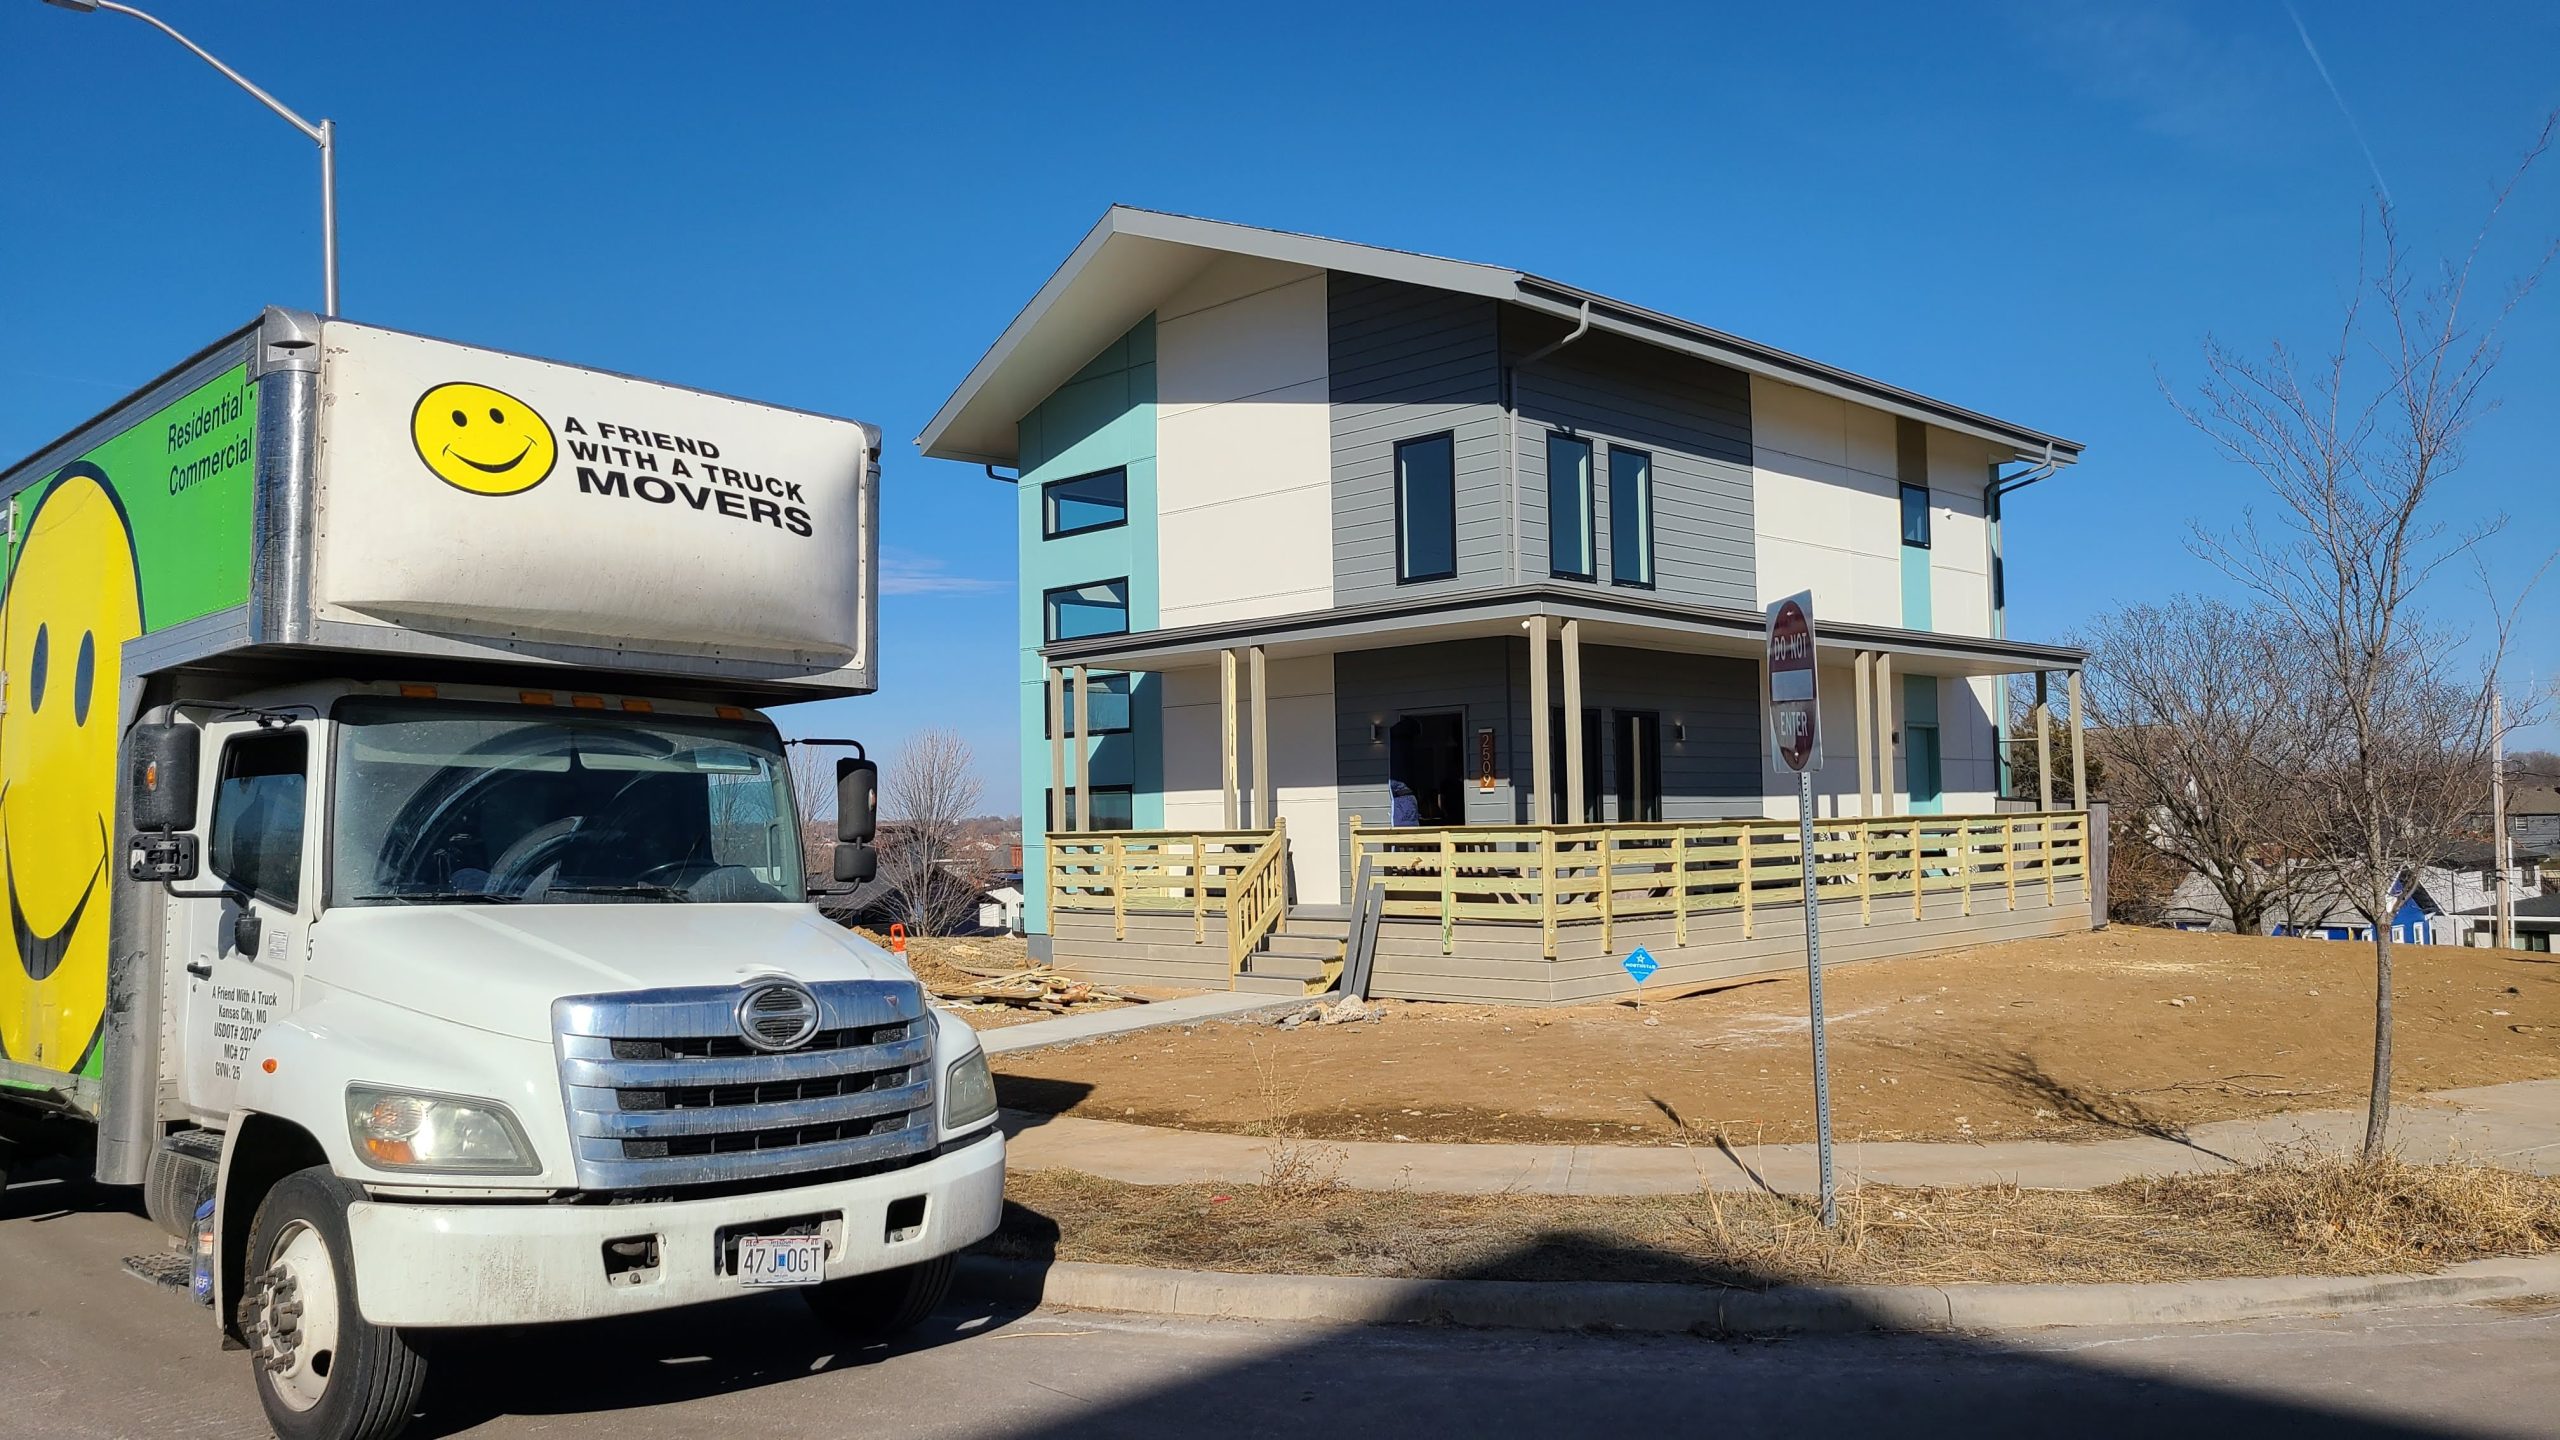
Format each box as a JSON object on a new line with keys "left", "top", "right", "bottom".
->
{"left": 330, "top": 699, "right": 805, "bottom": 907}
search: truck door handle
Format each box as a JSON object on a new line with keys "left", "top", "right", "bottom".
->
{"left": 185, "top": 962, "right": 213, "bottom": 980}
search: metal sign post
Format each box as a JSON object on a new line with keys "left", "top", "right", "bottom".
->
{"left": 1767, "top": 592, "right": 1836, "bottom": 1227}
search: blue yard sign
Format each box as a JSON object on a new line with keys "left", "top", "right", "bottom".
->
{"left": 1621, "top": 946, "right": 1658, "bottom": 985}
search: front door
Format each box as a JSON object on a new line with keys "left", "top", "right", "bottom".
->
{"left": 1387, "top": 713, "right": 1466, "bottom": 826}
{"left": 176, "top": 722, "right": 315, "bottom": 1123}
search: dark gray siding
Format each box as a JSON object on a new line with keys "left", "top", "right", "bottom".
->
{"left": 1334, "top": 639, "right": 1524, "bottom": 833}
{"left": 1329, "top": 275, "right": 1507, "bottom": 605}
{"left": 1509, "top": 314, "right": 1756, "bottom": 608}
{"left": 1334, "top": 640, "right": 1764, "bottom": 881}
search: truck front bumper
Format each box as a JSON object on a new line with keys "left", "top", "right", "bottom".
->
{"left": 343, "top": 1127, "right": 1005, "bottom": 1328}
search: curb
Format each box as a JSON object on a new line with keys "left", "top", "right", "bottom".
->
{"left": 955, "top": 1253, "right": 2560, "bottom": 1336}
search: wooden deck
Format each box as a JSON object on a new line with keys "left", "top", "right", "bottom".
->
{"left": 1043, "top": 811, "right": 2098, "bottom": 1006}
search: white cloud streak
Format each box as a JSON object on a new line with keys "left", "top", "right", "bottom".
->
{"left": 880, "top": 549, "right": 1005, "bottom": 596}
{"left": 2283, "top": 1, "right": 2392, "bottom": 203}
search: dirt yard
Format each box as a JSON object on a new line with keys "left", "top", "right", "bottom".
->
{"left": 992, "top": 928, "right": 2560, "bottom": 1143}
{"left": 984, "top": 1153, "right": 2560, "bottom": 1287}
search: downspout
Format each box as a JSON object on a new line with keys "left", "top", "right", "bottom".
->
{"left": 1505, "top": 300, "right": 1593, "bottom": 585}
{"left": 1988, "top": 441, "right": 2059, "bottom": 797}
{"left": 1987, "top": 440, "right": 2059, "bottom": 643}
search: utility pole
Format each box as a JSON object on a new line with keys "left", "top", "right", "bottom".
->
{"left": 2493, "top": 686, "right": 2513, "bottom": 950}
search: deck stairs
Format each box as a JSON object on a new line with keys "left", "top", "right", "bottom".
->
{"left": 1235, "top": 903, "right": 1349, "bottom": 996}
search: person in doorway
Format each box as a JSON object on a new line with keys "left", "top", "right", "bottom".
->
{"left": 1389, "top": 779, "right": 1421, "bottom": 827}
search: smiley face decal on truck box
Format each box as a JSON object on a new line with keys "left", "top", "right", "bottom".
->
{"left": 0, "top": 465, "right": 144, "bottom": 1070}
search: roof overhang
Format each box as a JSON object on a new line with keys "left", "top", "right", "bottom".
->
{"left": 1040, "top": 584, "right": 2085, "bottom": 679}
{"left": 918, "top": 207, "right": 2086, "bottom": 471}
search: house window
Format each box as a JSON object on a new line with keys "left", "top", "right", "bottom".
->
{"left": 1609, "top": 447, "right": 1653, "bottom": 588}
{"left": 1044, "top": 579, "right": 1129, "bottom": 642}
{"left": 1042, "top": 467, "right": 1128, "bottom": 538}
{"left": 1395, "top": 433, "right": 1456, "bottom": 582}
{"left": 1548, "top": 433, "right": 1594, "bottom": 580}
{"left": 1046, "top": 785, "right": 1135, "bottom": 831}
{"left": 1046, "top": 672, "right": 1133, "bottom": 736}
{"left": 1900, "top": 481, "right": 1931, "bottom": 548}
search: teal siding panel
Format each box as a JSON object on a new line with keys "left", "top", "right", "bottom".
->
{"left": 1016, "top": 318, "right": 1159, "bottom": 934}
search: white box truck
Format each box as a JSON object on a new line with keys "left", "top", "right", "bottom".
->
{"left": 0, "top": 309, "right": 1003, "bottom": 1439}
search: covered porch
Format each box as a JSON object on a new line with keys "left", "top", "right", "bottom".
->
{"left": 1035, "top": 585, "right": 2096, "bottom": 1002}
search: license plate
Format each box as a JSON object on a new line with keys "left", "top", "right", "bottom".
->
{"left": 734, "top": 1234, "right": 827, "bottom": 1286}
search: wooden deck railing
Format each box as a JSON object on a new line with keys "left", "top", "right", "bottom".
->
{"left": 1346, "top": 811, "right": 2088, "bottom": 955}
{"left": 1222, "top": 817, "right": 1290, "bottom": 975}
{"left": 1047, "top": 826, "right": 1283, "bottom": 943}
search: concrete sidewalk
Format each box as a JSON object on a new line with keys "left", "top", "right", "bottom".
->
{"left": 975, "top": 990, "right": 1315, "bottom": 1056}
{"left": 999, "top": 1079, "right": 2560, "bottom": 1194}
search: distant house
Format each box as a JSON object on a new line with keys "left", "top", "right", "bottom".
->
{"left": 2454, "top": 891, "right": 2559, "bottom": 952}
{"left": 2166, "top": 866, "right": 2451, "bottom": 945}
{"left": 978, "top": 886, "right": 1026, "bottom": 935}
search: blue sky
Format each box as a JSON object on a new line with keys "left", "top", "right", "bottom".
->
{"left": 5, "top": 1, "right": 2556, "bottom": 801}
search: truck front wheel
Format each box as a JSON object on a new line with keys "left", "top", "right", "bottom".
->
{"left": 801, "top": 1253, "right": 956, "bottom": 1340}
{"left": 241, "top": 1167, "right": 431, "bottom": 1440}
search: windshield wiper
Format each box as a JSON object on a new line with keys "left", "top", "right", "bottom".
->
{"left": 353, "top": 890, "right": 518, "bottom": 905}
{"left": 540, "top": 883, "right": 692, "bottom": 902}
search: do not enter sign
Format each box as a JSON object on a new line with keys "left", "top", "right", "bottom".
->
{"left": 1767, "top": 591, "right": 1821, "bottom": 772}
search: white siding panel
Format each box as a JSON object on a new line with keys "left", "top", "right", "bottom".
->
{"left": 1750, "top": 376, "right": 1903, "bottom": 626}
{"left": 1158, "top": 657, "right": 1341, "bottom": 905}
{"left": 1155, "top": 264, "right": 1331, "bottom": 626}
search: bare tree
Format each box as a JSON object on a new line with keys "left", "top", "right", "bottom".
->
{"left": 2071, "top": 596, "right": 2330, "bottom": 933}
{"left": 2174, "top": 116, "right": 2556, "bottom": 1155}
{"left": 876, "top": 729, "right": 986, "bottom": 937}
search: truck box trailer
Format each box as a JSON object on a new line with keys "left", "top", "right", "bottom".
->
{"left": 0, "top": 309, "right": 1001, "bottom": 1440}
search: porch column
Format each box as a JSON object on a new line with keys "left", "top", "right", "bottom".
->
{"left": 2034, "top": 671, "right": 2054, "bottom": 811}
{"left": 1561, "top": 618, "right": 1585, "bottom": 825}
{"left": 1045, "top": 667, "right": 1067, "bottom": 831}
{"left": 2067, "top": 668, "right": 2087, "bottom": 811}
{"left": 1220, "top": 647, "right": 1240, "bottom": 829}
{"left": 1250, "top": 645, "right": 1271, "bottom": 830}
{"left": 1852, "top": 650, "right": 1876, "bottom": 817}
{"left": 1873, "top": 648, "right": 1894, "bottom": 809}
{"left": 1527, "top": 616, "right": 1551, "bottom": 823}
{"left": 1072, "top": 663, "right": 1092, "bottom": 832}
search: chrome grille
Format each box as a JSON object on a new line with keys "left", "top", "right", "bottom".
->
{"left": 553, "top": 979, "right": 936, "bottom": 1190}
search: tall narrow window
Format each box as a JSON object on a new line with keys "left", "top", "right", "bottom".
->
{"left": 1394, "top": 433, "right": 1456, "bottom": 583}
{"left": 1547, "top": 433, "right": 1594, "bottom": 580}
{"left": 1900, "top": 481, "right": 1932, "bottom": 548}
{"left": 1043, "top": 579, "right": 1129, "bottom": 642}
{"left": 1042, "top": 468, "right": 1128, "bottom": 538}
{"left": 1609, "top": 447, "right": 1653, "bottom": 587}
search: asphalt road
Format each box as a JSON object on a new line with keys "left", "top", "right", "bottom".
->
{"left": 6, "top": 1165, "right": 2557, "bottom": 1440}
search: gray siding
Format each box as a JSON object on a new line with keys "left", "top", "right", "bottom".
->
{"left": 1510, "top": 315, "right": 1756, "bottom": 608}
{"left": 1329, "top": 275, "right": 1507, "bottom": 605}
{"left": 1334, "top": 640, "right": 1764, "bottom": 880}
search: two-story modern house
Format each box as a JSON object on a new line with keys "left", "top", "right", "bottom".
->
{"left": 922, "top": 208, "right": 2099, "bottom": 1004}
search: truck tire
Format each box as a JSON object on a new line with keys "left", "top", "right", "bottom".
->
{"left": 801, "top": 1252, "right": 956, "bottom": 1340}
{"left": 240, "top": 1166, "right": 430, "bottom": 1440}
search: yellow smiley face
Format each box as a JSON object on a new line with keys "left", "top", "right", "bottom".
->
{"left": 410, "top": 382, "right": 557, "bottom": 496}
{"left": 0, "top": 468, "right": 142, "bottom": 1072}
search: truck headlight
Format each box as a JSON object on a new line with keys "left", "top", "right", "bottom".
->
{"left": 347, "top": 1086, "right": 540, "bottom": 1175}
{"left": 943, "top": 1047, "right": 998, "bottom": 1132}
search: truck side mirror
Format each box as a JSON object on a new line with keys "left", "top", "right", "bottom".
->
{"left": 836, "top": 757, "right": 877, "bottom": 844}
{"left": 833, "top": 841, "right": 877, "bottom": 885}
{"left": 130, "top": 722, "right": 200, "bottom": 831}
{"left": 128, "top": 723, "right": 202, "bottom": 882}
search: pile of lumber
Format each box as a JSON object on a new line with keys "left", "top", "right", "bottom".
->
{"left": 947, "top": 966, "right": 1140, "bottom": 1013}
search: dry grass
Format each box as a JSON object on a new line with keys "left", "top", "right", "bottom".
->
{"left": 983, "top": 1154, "right": 2560, "bottom": 1289}
{"left": 2112, "top": 1149, "right": 2560, "bottom": 1269}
